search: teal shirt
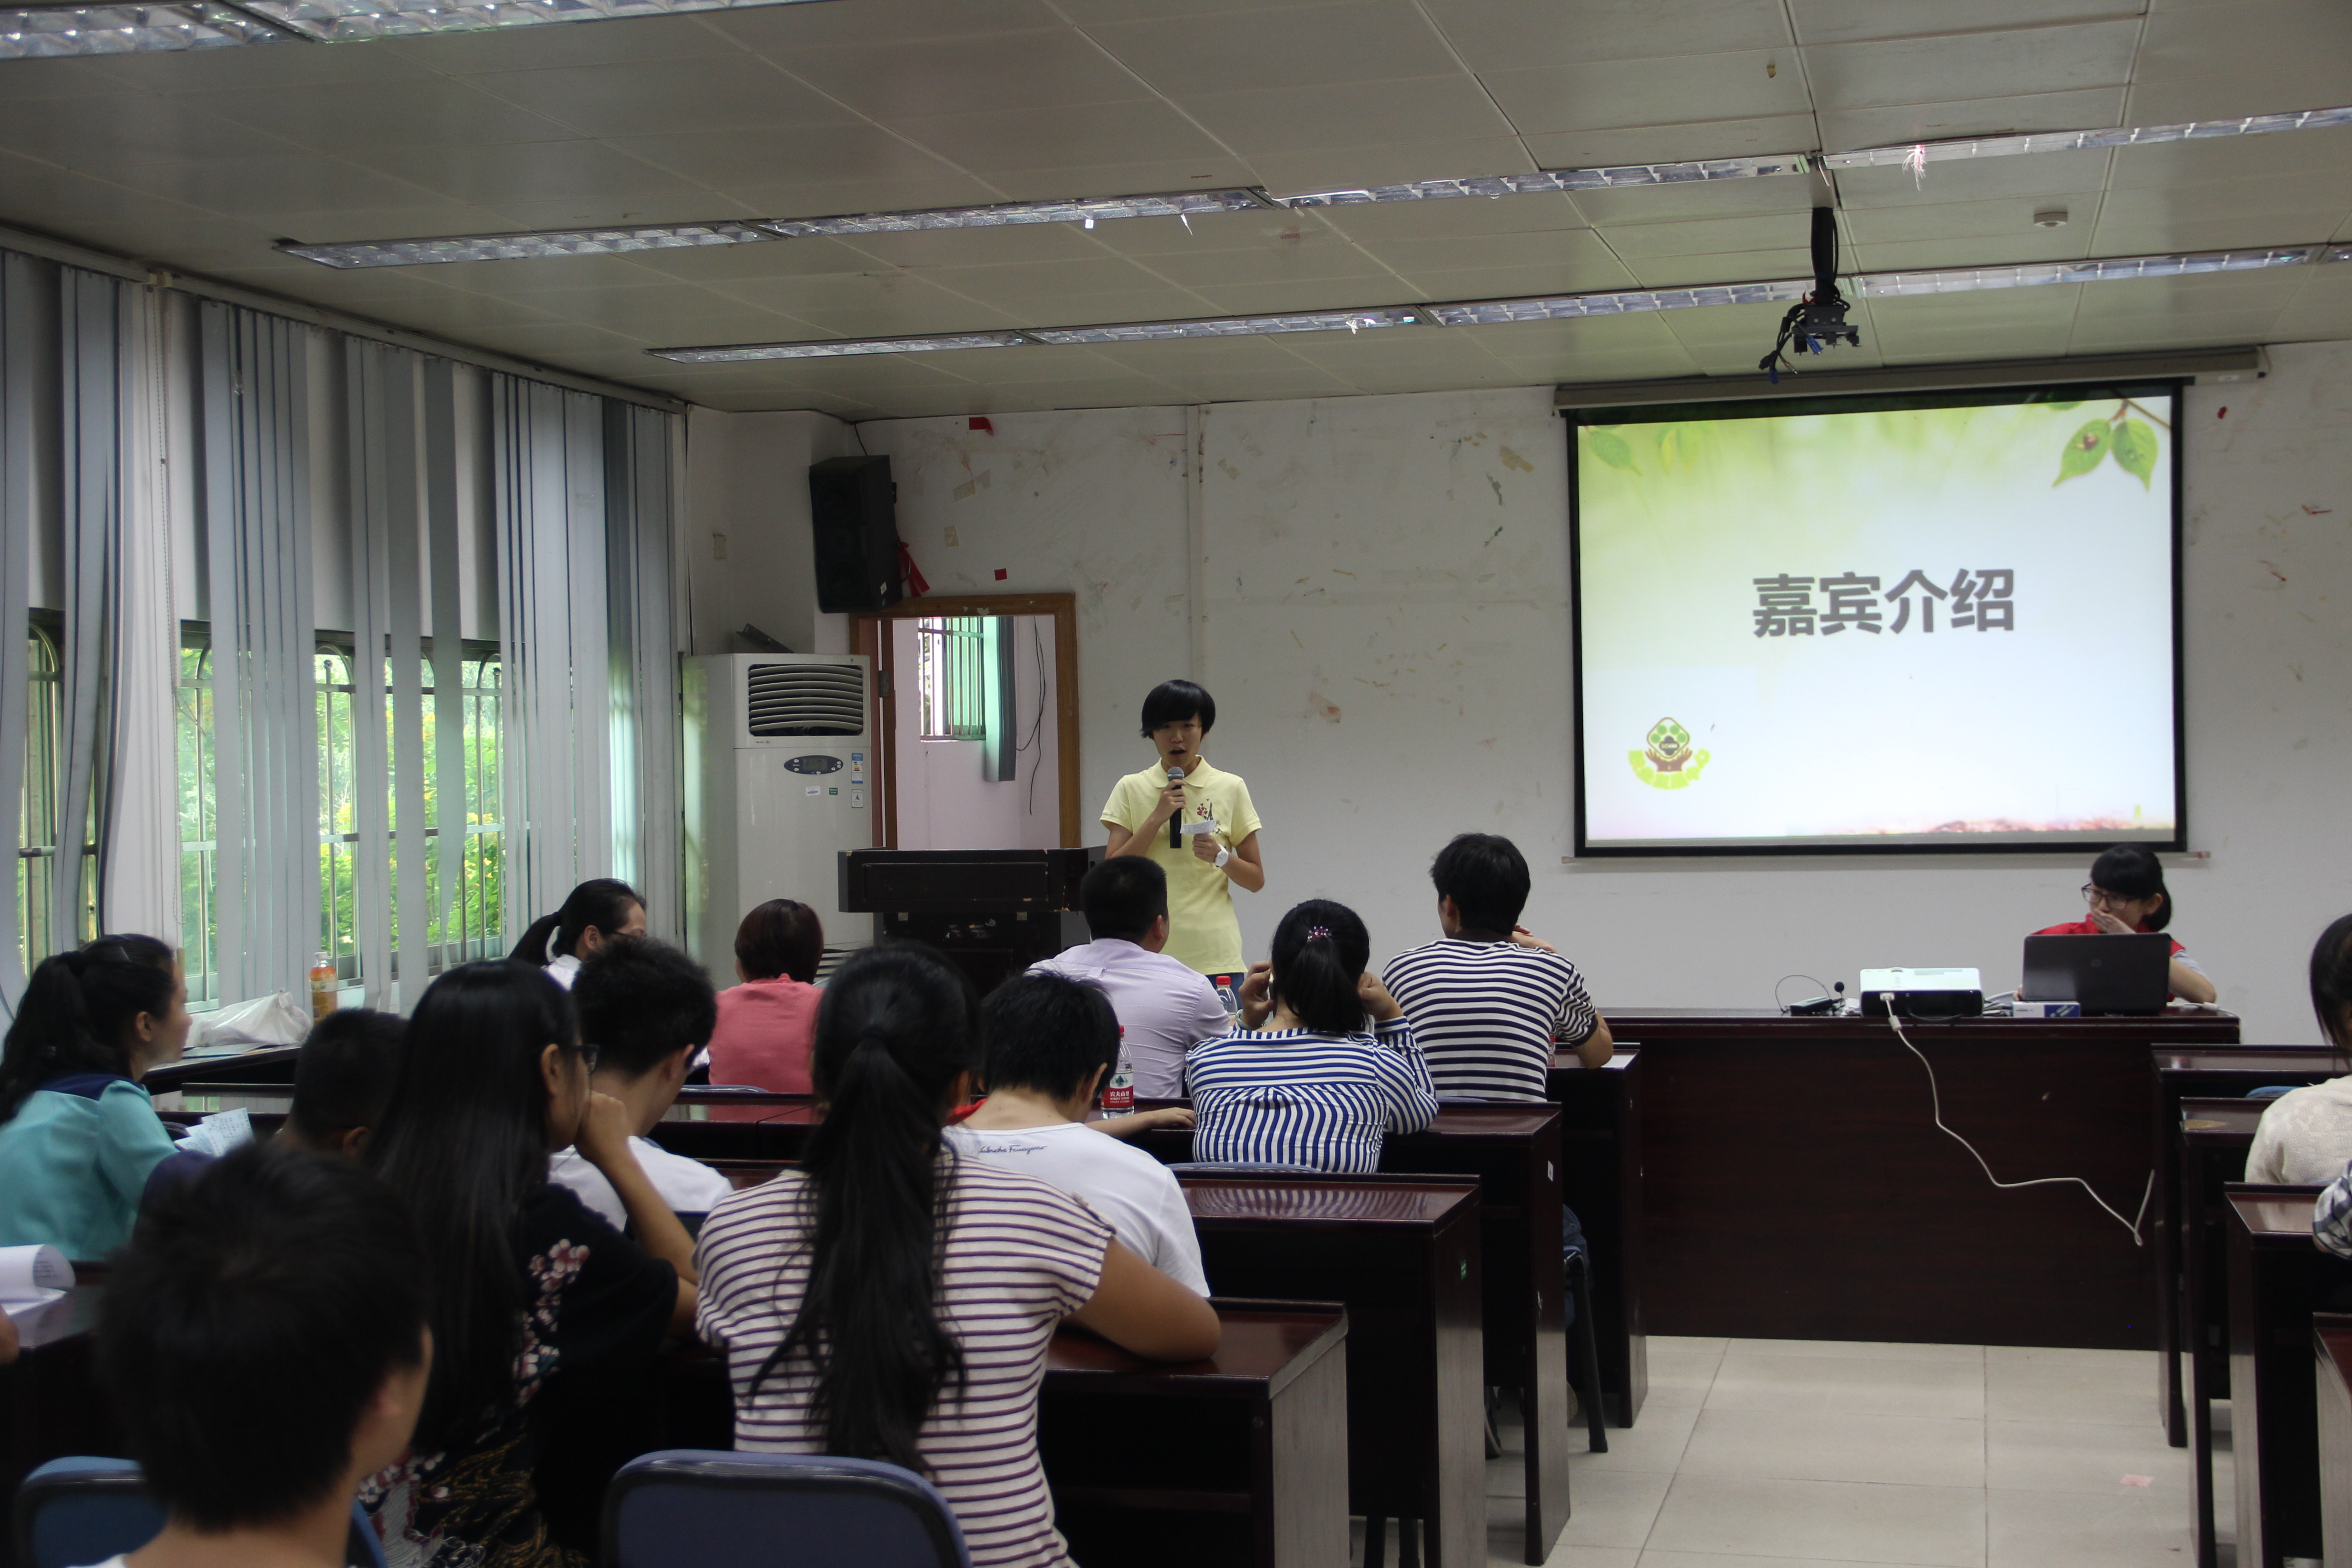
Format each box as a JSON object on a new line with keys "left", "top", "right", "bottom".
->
{"left": 0, "top": 1073, "right": 179, "bottom": 1260}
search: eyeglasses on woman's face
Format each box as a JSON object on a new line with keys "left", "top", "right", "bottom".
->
{"left": 2082, "top": 884, "right": 2148, "bottom": 910}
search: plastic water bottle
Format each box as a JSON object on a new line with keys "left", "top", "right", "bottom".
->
{"left": 1103, "top": 1026, "right": 1135, "bottom": 1113}
{"left": 1215, "top": 980, "right": 1239, "bottom": 1020}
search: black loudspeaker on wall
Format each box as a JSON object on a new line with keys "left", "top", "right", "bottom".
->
{"left": 808, "top": 455, "right": 904, "bottom": 612}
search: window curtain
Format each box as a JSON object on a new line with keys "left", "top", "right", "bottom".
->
{"left": 493, "top": 380, "right": 683, "bottom": 947}
{"left": 0, "top": 253, "right": 50, "bottom": 1004}
{"left": 103, "top": 280, "right": 179, "bottom": 947}
{"left": 196, "top": 301, "right": 318, "bottom": 1006}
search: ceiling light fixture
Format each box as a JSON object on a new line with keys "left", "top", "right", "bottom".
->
{"left": 755, "top": 187, "right": 1270, "bottom": 238}
{"left": 0, "top": 1, "right": 288, "bottom": 56}
{"left": 1274, "top": 153, "right": 1808, "bottom": 207}
{"left": 281, "top": 221, "right": 777, "bottom": 269}
{"left": 647, "top": 245, "right": 2340, "bottom": 364}
{"left": 226, "top": 0, "right": 832, "bottom": 41}
{"left": 1825, "top": 106, "right": 2352, "bottom": 169}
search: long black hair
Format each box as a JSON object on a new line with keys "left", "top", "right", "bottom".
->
{"left": 508, "top": 877, "right": 643, "bottom": 967}
{"left": 755, "top": 943, "right": 977, "bottom": 1472}
{"left": 362, "top": 960, "right": 582, "bottom": 1454}
{"left": 2313, "top": 913, "right": 2352, "bottom": 1054}
{"left": 2090, "top": 845, "right": 2173, "bottom": 931}
{"left": 0, "top": 934, "right": 177, "bottom": 1123}
{"left": 1268, "top": 899, "right": 1371, "bottom": 1037}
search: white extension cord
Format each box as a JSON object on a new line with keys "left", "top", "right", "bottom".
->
{"left": 1879, "top": 995, "right": 2153, "bottom": 1247}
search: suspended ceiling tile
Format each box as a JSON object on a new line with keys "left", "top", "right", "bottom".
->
{"left": 1137, "top": 235, "right": 1397, "bottom": 287}
{"left": 1308, "top": 193, "right": 1587, "bottom": 244}
{"left": 1801, "top": 21, "right": 2141, "bottom": 112}
{"left": 1418, "top": 0, "right": 1791, "bottom": 70}
{"left": 1052, "top": 0, "right": 1333, "bottom": 21}
{"left": 375, "top": 12, "right": 744, "bottom": 74}
{"left": 180, "top": 80, "right": 589, "bottom": 155}
{"left": 73, "top": 35, "right": 437, "bottom": 90}
{"left": 485, "top": 195, "right": 775, "bottom": 235}
{"left": 1840, "top": 190, "right": 2110, "bottom": 244}
{"left": 924, "top": 343, "right": 1135, "bottom": 383}
{"left": 461, "top": 56, "right": 860, "bottom": 140}
{"left": 1358, "top": 227, "right": 1624, "bottom": 275}
{"left": 2135, "top": 0, "right": 2352, "bottom": 81}
{"left": 2070, "top": 267, "right": 2314, "bottom": 316}
{"left": 1872, "top": 324, "right": 2092, "bottom": 362}
{"left": 1626, "top": 248, "right": 1813, "bottom": 287}
{"left": 1397, "top": 260, "right": 1647, "bottom": 301}
{"left": 768, "top": 300, "right": 1034, "bottom": 337}
{"left": 984, "top": 158, "right": 1268, "bottom": 203}
{"left": 2090, "top": 212, "right": 2344, "bottom": 253}
{"left": 702, "top": 0, "right": 1065, "bottom": 50}
{"left": 696, "top": 175, "right": 1011, "bottom": 225}
{"left": 2097, "top": 171, "right": 2352, "bottom": 226}
{"left": 693, "top": 386, "right": 882, "bottom": 412}
{"left": 1085, "top": 209, "right": 1319, "bottom": 258}
{"left": 696, "top": 268, "right": 994, "bottom": 314}
{"left": 912, "top": 257, "right": 1178, "bottom": 308}
{"left": 1789, "top": 0, "right": 2145, "bottom": 46}
{"left": 2123, "top": 70, "right": 2352, "bottom": 127}
{"left": 1600, "top": 213, "right": 1812, "bottom": 258}
{"left": 497, "top": 287, "right": 800, "bottom": 341}
{"left": 1569, "top": 172, "right": 1820, "bottom": 228}
{"left": 2269, "top": 299, "right": 2352, "bottom": 342}
{"left": 346, "top": 140, "right": 714, "bottom": 210}
{"left": 1079, "top": 333, "right": 1323, "bottom": 374}
{"left": 99, "top": 156, "right": 454, "bottom": 220}
{"left": 877, "top": 100, "right": 1231, "bottom": 177}
{"left": 600, "top": 123, "right": 974, "bottom": 198}
{"left": 441, "top": 318, "right": 663, "bottom": 360}
{"left": 2068, "top": 314, "right": 2286, "bottom": 349}
{"left": 774, "top": 29, "right": 1150, "bottom": 122}
{"left": 1084, "top": 1, "right": 1461, "bottom": 96}
{"left": 0, "top": 58, "right": 149, "bottom": 101}
{"left": 1814, "top": 88, "right": 2127, "bottom": 154}
{"left": 1277, "top": 331, "right": 1514, "bottom": 376}
{"left": 1519, "top": 114, "right": 1821, "bottom": 172}
{"left": 993, "top": 286, "right": 1226, "bottom": 324}
{"left": 1175, "top": 280, "right": 1421, "bottom": 318}
{"left": 1863, "top": 286, "right": 2084, "bottom": 329}
{"left": 1449, "top": 309, "right": 1688, "bottom": 353}
{"left": 1661, "top": 298, "right": 1817, "bottom": 348}
{"left": 1246, "top": 138, "right": 1540, "bottom": 197}
{"left": 1833, "top": 147, "right": 2115, "bottom": 210}
{"left": 617, "top": 237, "right": 901, "bottom": 283}
{"left": 1521, "top": 344, "right": 1711, "bottom": 384}
{"left": 398, "top": 251, "right": 713, "bottom": 294}
{"left": 0, "top": 93, "right": 303, "bottom": 168}
{"left": 290, "top": 281, "right": 578, "bottom": 331}
{"left": 2106, "top": 130, "right": 2352, "bottom": 191}
{"left": 1481, "top": 50, "right": 1809, "bottom": 137}
{"left": 1844, "top": 230, "right": 2098, "bottom": 270}
{"left": 828, "top": 224, "right": 1113, "bottom": 270}
{"left": 1172, "top": 74, "right": 1515, "bottom": 157}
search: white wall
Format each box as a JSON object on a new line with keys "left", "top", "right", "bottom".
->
{"left": 682, "top": 407, "right": 861, "bottom": 657}
{"left": 847, "top": 347, "right": 2352, "bottom": 1045}
{"left": 888, "top": 613, "right": 1061, "bottom": 852}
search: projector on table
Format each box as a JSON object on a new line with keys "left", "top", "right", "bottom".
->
{"left": 1858, "top": 967, "right": 1984, "bottom": 1020}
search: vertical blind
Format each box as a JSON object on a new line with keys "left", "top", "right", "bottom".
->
{"left": 0, "top": 245, "right": 686, "bottom": 1011}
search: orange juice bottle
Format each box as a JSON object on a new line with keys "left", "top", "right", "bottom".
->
{"left": 309, "top": 952, "right": 338, "bottom": 1020}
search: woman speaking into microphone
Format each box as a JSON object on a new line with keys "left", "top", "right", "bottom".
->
{"left": 1101, "top": 680, "right": 1266, "bottom": 990}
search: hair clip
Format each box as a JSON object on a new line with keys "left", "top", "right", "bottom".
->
{"left": 1305, "top": 925, "right": 1332, "bottom": 941}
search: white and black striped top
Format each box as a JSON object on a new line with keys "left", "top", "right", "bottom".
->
{"left": 1185, "top": 1018, "right": 1439, "bottom": 1173}
{"left": 694, "top": 1159, "right": 1112, "bottom": 1568}
{"left": 1381, "top": 939, "right": 1601, "bottom": 1102}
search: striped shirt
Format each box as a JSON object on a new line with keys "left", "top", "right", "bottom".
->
{"left": 2317, "top": 1161, "right": 2352, "bottom": 1259}
{"left": 1381, "top": 939, "right": 1600, "bottom": 1102}
{"left": 694, "top": 1158, "right": 1112, "bottom": 1568}
{"left": 1185, "top": 1018, "right": 1438, "bottom": 1173}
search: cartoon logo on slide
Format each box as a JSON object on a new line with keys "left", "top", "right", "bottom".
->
{"left": 1629, "top": 717, "right": 1710, "bottom": 790}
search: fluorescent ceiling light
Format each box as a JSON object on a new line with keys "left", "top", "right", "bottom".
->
{"left": 281, "top": 222, "right": 775, "bottom": 270}
{"left": 655, "top": 332, "right": 1033, "bottom": 364}
{"left": 0, "top": 2, "right": 287, "bottom": 56}
{"left": 233, "top": 0, "right": 829, "bottom": 41}
{"left": 1826, "top": 107, "right": 2352, "bottom": 168}
{"left": 1275, "top": 154, "right": 1808, "bottom": 207}
{"left": 647, "top": 245, "right": 2342, "bottom": 363}
{"left": 761, "top": 189, "right": 1269, "bottom": 237}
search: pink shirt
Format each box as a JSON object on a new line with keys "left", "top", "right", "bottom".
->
{"left": 706, "top": 977, "right": 822, "bottom": 1093}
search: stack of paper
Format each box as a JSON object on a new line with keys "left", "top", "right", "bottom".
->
{"left": 1, "top": 1242, "right": 76, "bottom": 1349}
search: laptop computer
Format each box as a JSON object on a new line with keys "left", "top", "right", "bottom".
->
{"left": 2021, "top": 933, "right": 2174, "bottom": 1015}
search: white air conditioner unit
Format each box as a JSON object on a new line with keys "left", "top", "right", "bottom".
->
{"left": 684, "top": 653, "right": 875, "bottom": 984}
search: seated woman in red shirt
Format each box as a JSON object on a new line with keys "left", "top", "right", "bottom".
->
{"left": 705, "top": 900, "right": 825, "bottom": 1092}
{"left": 2034, "top": 845, "right": 2217, "bottom": 1005}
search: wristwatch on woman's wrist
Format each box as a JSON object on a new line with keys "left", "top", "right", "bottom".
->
{"left": 1213, "top": 846, "right": 1232, "bottom": 870}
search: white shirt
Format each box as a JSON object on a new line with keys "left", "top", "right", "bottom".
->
{"left": 946, "top": 1120, "right": 1210, "bottom": 1296}
{"left": 1029, "top": 938, "right": 1231, "bottom": 1099}
{"left": 2246, "top": 1076, "right": 2352, "bottom": 1185}
{"left": 545, "top": 953, "right": 582, "bottom": 990}
{"left": 549, "top": 1135, "right": 734, "bottom": 1227}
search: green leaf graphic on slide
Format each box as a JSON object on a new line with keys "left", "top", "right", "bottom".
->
{"left": 2111, "top": 419, "right": 2159, "bottom": 488}
{"left": 1586, "top": 427, "right": 1640, "bottom": 473}
{"left": 2053, "top": 420, "right": 2110, "bottom": 485}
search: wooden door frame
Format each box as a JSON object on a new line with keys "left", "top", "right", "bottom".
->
{"left": 848, "top": 593, "right": 1082, "bottom": 850}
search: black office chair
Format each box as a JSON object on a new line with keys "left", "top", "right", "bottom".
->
{"left": 1565, "top": 1250, "right": 1608, "bottom": 1454}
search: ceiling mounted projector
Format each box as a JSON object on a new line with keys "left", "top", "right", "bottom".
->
{"left": 1760, "top": 207, "right": 1862, "bottom": 382}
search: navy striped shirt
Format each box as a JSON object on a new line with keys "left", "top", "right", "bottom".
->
{"left": 1382, "top": 939, "right": 1599, "bottom": 1102}
{"left": 1185, "top": 1018, "right": 1438, "bottom": 1173}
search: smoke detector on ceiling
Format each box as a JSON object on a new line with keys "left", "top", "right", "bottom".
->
{"left": 2034, "top": 206, "right": 2070, "bottom": 229}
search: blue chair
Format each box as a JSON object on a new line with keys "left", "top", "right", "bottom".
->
{"left": 2247, "top": 1085, "right": 2298, "bottom": 1098}
{"left": 603, "top": 1450, "right": 970, "bottom": 1568}
{"left": 12, "top": 1456, "right": 387, "bottom": 1568}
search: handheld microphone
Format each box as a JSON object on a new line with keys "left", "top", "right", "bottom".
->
{"left": 1166, "top": 765, "right": 1185, "bottom": 848}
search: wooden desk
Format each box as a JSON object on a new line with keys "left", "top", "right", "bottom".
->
{"left": 2225, "top": 1186, "right": 2352, "bottom": 1568}
{"left": 142, "top": 1045, "right": 302, "bottom": 1092}
{"left": 1547, "top": 1049, "right": 1645, "bottom": 1428}
{"left": 1179, "top": 1176, "right": 1483, "bottom": 1568}
{"left": 2154, "top": 1049, "right": 2338, "bottom": 1445}
{"left": 2316, "top": 1314, "right": 2352, "bottom": 1568}
{"left": 2180, "top": 1101, "right": 2263, "bottom": 1564}
{"left": 1041, "top": 1303, "right": 1348, "bottom": 1568}
{"left": 1610, "top": 1006, "right": 2239, "bottom": 1348}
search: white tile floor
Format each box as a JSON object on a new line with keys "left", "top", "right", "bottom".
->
{"left": 1470, "top": 1335, "right": 2214, "bottom": 1568}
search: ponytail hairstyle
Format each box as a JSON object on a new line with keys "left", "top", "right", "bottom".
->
{"left": 755, "top": 943, "right": 978, "bottom": 1472}
{"left": 2090, "top": 845, "right": 2173, "bottom": 931}
{"left": 2311, "top": 913, "right": 2352, "bottom": 1057}
{"left": 0, "top": 934, "right": 178, "bottom": 1124}
{"left": 361, "top": 960, "right": 582, "bottom": 1454}
{"left": 1267, "top": 899, "right": 1372, "bottom": 1037}
{"left": 507, "top": 877, "right": 643, "bottom": 967}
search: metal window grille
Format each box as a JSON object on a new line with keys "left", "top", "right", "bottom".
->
{"left": 915, "top": 617, "right": 988, "bottom": 741}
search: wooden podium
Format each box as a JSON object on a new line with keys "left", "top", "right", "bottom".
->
{"left": 837, "top": 846, "right": 1102, "bottom": 996}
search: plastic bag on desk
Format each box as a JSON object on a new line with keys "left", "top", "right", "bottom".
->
{"left": 189, "top": 990, "right": 311, "bottom": 1051}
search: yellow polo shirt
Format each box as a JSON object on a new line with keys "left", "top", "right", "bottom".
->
{"left": 1100, "top": 756, "right": 1262, "bottom": 977}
